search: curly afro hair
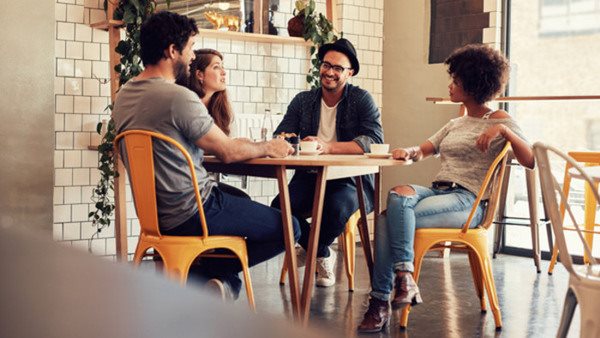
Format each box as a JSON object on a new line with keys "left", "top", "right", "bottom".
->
{"left": 444, "top": 44, "right": 509, "bottom": 104}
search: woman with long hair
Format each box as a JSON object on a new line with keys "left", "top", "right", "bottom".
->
{"left": 177, "top": 49, "right": 248, "bottom": 198}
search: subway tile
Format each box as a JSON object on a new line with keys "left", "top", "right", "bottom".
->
{"left": 55, "top": 114, "right": 65, "bottom": 132}
{"left": 81, "top": 220, "right": 98, "bottom": 239}
{"left": 89, "top": 166, "right": 101, "bottom": 183}
{"left": 56, "top": 3, "right": 67, "bottom": 21}
{"left": 90, "top": 9, "right": 106, "bottom": 24}
{"left": 283, "top": 44, "right": 295, "bottom": 58}
{"left": 359, "top": 7, "right": 370, "bottom": 22}
{"left": 92, "top": 60, "right": 109, "bottom": 80}
{"left": 294, "top": 74, "right": 306, "bottom": 89}
{"left": 74, "top": 132, "right": 91, "bottom": 149}
{"left": 57, "top": 22, "right": 75, "bottom": 40}
{"left": 231, "top": 40, "right": 245, "bottom": 54}
{"left": 237, "top": 54, "right": 251, "bottom": 70}
{"left": 56, "top": 40, "right": 66, "bottom": 59}
{"left": 283, "top": 73, "right": 295, "bottom": 88}
{"left": 65, "top": 77, "right": 82, "bottom": 95}
{"left": 72, "top": 204, "right": 90, "bottom": 222}
{"left": 295, "top": 45, "right": 308, "bottom": 59}
{"left": 288, "top": 58, "right": 301, "bottom": 74}
{"left": 264, "top": 88, "right": 276, "bottom": 103}
{"left": 54, "top": 204, "right": 71, "bottom": 223}
{"left": 276, "top": 88, "right": 288, "bottom": 103}
{"left": 92, "top": 28, "right": 108, "bottom": 43}
{"left": 251, "top": 55, "right": 264, "bottom": 71}
{"left": 374, "top": 23, "right": 383, "bottom": 37}
{"left": 277, "top": 58, "right": 289, "bottom": 73}
{"left": 227, "top": 86, "right": 238, "bottom": 100}
{"left": 74, "top": 96, "right": 91, "bottom": 114}
{"left": 53, "top": 224, "right": 63, "bottom": 241}
{"left": 99, "top": 221, "right": 116, "bottom": 238}
{"left": 55, "top": 150, "right": 64, "bottom": 169}
{"left": 271, "top": 43, "right": 283, "bottom": 57}
{"left": 264, "top": 56, "right": 277, "bottom": 72}
{"left": 56, "top": 132, "right": 74, "bottom": 149}
{"left": 250, "top": 87, "right": 262, "bottom": 103}
{"left": 243, "top": 71, "right": 257, "bottom": 86}
{"left": 217, "top": 38, "right": 231, "bottom": 53}
{"left": 203, "top": 37, "right": 217, "bottom": 50}
{"left": 243, "top": 102, "right": 255, "bottom": 114}
{"left": 83, "top": 78, "right": 99, "bottom": 96}
{"left": 67, "top": 4, "right": 84, "bottom": 23}
{"left": 257, "top": 72, "right": 270, "bottom": 86}
{"left": 65, "top": 114, "right": 82, "bottom": 132}
{"left": 91, "top": 96, "right": 109, "bottom": 114}
{"left": 257, "top": 43, "right": 270, "bottom": 56}
{"left": 359, "top": 35, "right": 370, "bottom": 51}
{"left": 83, "top": 42, "right": 100, "bottom": 60}
{"left": 55, "top": 168, "right": 73, "bottom": 186}
{"left": 73, "top": 168, "right": 90, "bottom": 185}
{"left": 373, "top": 51, "right": 382, "bottom": 66}
{"left": 75, "top": 59, "right": 92, "bottom": 78}
{"left": 75, "top": 23, "right": 92, "bottom": 42}
{"left": 369, "top": 8, "right": 380, "bottom": 23}
{"left": 229, "top": 69, "right": 244, "bottom": 86}
{"left": 82, "top": 149, "right": 98, "bottom": 167}
{"left": 64, "top": 150, "right": 82, "bottom": 168}
{"left": 57, "top": 58, "right": 75, "bottom": 77}
{"left": 100, "top": 44, "right": 109, "bottom": 61}
{"left": 224, "top": 53, "right": 237, "bottom": 70}
{"left": 237, "top": 86, "right": 250, "bottom": 102}
{"left": 66, "top": 41, "right": 83, "bottom": 59}
{"left": 100, "top": 82, "right": 111, "bottom": 97}
{"left": 71, "top": 240, "right": 89, "bottom": 252}
{"left": 365, "top": 0, "right": 375, "bottom": 8}
{"left": 346, "top": 5, "right": 359, "bottom": 20}
{"left": 64, "top": 186, "right": 82, "bottom": 204}
{"left": 56, "top": 95, "right": 74, "bottom": 113}
{"left": 245, "top": 41, "right": 258, "bottom": 55}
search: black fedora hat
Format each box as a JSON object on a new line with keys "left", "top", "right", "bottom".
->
{"left": 317, "top": 38, "right": 359, "bottom": 76}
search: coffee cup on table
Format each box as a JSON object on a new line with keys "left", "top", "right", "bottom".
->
{"left": 300, "top": 141, "right": 319, "bottom": 153}
{"left": 370, "top": 144, "right": 390, "bottom": 154}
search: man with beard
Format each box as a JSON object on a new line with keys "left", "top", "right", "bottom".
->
{"left": 272, "top": 38, "right": 384, "bottom": 287}
{"left": 112, "top": 11, "right": 299, "bottom": 300}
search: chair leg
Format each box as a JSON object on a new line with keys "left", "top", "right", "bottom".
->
{"left": 478, "top": 251, "right": 502, "bottom": 330}
{"left": 468, "top": 250, "right": 486, "bottom": 312}
{"left": 399, "top": 239, "right": 428, "bottom": 329}
{"left": 279, "top": 252, "right": 289, "bottom": 285}
{"left": 556, "top": 288, "right": 577, "bottom": 338}
{"left": 341, "top": 221, "right": 356, "bottom": 292}
{"left": 240, "top": 256, "right": 256, "bottom": 311}
{"left": 526, "top": 168, "right": 542, "bottom": 273}
{"left": 548, "top": 243, "right": 560, "bottom": 275}
{"left": 493, "top": 162, "right": 512, "bottom": 259}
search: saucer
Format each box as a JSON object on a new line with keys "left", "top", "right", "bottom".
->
{"left": 365, "top": 153, "right": 392, "bottom": 159}
{"left": 300, "top": 150, "right": 321, "bottom": 156}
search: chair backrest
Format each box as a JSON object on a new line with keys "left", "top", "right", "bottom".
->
{"left": 558, "top": 151, "right": 600, "bottom": 218}
{"left": 114, "top": 130, "right": 209, "bottom": 239}
{"left": 461, "top": 142, "right": 511, "bottom": 233}
{"left": 534, "top": 142, "right": 599, "bottom": 277}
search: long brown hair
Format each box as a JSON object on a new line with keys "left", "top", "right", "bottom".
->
{"left": 177, "top": 49, "right": 233, "bottom": 135}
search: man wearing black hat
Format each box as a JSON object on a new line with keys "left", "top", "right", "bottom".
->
{"left": 272, "top": 38, "right": 384, "bottom": 287}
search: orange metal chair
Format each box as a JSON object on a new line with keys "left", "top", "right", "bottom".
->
{"left": 547, "top": 151, "right": 600, "bottom": 275}
{"left": 114, "top": 130, "right": 255, "bottom": 310}
{"left": 400, "top": 142, "right": 511, "bottom": 331}
{"left": 278, "top": 209, "right": 369, "bottom": 291}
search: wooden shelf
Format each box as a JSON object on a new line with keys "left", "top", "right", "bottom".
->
{"left": 90, "top": 19, "right": 124, "bottom": 30}
{"left": 198, "top": 28, "right": 311, "bottom": 45}
{"left": 427, "top": 95, "right": 600, "bottom": 104}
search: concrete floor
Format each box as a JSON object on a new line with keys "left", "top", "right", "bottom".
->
{"left": 239, "top": 246, "right": 579, "bottom": 338}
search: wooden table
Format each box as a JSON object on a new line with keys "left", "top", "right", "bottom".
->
{"left": 203, "top": 154, "right": 409, "bottom": 325}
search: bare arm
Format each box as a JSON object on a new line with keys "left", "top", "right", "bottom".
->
{"left": 476, "top": 112, "right": 534, "bottom": 169}
{"left": 391, "top": 141, "right": 436, "bottom": 161}
{"left": 196, "top": 125, "right": 293, "bottom": 163}
{"left": 302, "top": 136, "right": 364, "bottom": 154}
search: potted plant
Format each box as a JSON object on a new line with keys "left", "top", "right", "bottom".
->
{"left": 287, "top": 0, "right": 342, "bottom": 89}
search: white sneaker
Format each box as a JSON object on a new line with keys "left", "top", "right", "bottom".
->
{"left": 205, "top": 278, "right": 233, "bottom": 301}
{"left": 295, "top": 245, "right": 306, "bottom": 268}
{"left": 316, "top": 248, "right": 337, "bottom": 287}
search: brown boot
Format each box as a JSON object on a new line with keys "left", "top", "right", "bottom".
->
{"left": 391, "top": 271, "right": 423, "bottom": 310}
{"left": 357, "top": 298, "right": 390, "bottom": 333}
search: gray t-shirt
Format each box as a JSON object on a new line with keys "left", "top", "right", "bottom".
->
{"left": 113, "top": 77, "right": 217, "bottom": 230}
{"left": 428, "top": 115, "right": 525, "bottom": 199}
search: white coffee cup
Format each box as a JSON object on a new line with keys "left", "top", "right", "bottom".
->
{"left": 370, "top": 144, "right": 390, "bottom": 154}
{"left": 300, "top": 141, "right": 319, "bottom": 153}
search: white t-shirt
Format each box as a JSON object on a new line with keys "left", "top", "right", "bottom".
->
{"left": 317, "top": 99, "right": 339, "bottom": 143}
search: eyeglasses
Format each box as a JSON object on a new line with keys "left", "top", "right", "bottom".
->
{"left": 320, "top": 61, "right": 352, "bottom": 74}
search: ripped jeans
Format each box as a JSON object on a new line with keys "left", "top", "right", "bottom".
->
{"left": 369, "top": 184, "right": 485, "bottom": 301}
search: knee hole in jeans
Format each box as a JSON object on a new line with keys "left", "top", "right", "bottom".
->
{"left": 390, "top": 185, "right": 416, "bottom": 196}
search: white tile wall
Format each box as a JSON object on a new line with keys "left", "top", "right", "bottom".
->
{"left": 53, "top": 0, "right": 384, "bottom": 257}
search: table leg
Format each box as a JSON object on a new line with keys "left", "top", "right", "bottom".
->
{"left": 301, "top": 167, "right": 328, "bottom": 326}
{"left": 355, "top": 176, "right": 374, "bottom": 279}
{"left": 275, "top": 166, "right": 301, "bottom": 321}
{"left": 526, "top": 168, "right": 541, "bottom": 273}
{"left": 583, "top": 179, "right": 598, "bottom": 264}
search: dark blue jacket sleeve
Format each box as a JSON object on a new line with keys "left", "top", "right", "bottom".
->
{"left": 274, "top": 94, "right": 302, "bottom": 136}
{"left": 352, "top": 91, "right": 384, "bottom": 152}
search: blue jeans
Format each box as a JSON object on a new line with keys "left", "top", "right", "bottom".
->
{"left": 370, "top": 184, "right": 485, "bottom": 301}
{"left": 271, "top": 172, "right": 373, "bottom": 258}
{"left": 163, "top": 187, "right": 301, "bottom": 297}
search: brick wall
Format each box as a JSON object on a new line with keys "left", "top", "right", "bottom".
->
{"left": 53, "top": 0, "right": 385, "bottom": 258}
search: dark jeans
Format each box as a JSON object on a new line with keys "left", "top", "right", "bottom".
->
{"left": 163, "top": 187, "right": 300, "bottom": 297}
{"left": 271, "top": 171, "right": 373, "bottom": 258}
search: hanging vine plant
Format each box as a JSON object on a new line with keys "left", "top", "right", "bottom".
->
{"left": 293, "top": 0, "right": 342, "bottom": 89}
{"left": 88, "top": 0, "right": 168, "bottom": 236}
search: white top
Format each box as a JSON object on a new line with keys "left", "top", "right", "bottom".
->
{"left": 317, "top": 99, "right": 338, "bottom": 143}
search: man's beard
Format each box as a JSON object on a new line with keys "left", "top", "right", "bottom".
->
{"left": 174, "top": 59, "right": 190, "bottom": 83}
{"left": 321, "top": 74, "right": 340, "bottom": 92}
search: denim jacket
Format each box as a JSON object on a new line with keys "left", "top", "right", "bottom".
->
{"left": 274, "top": 83, "right": 384, "bottom": 203}
{"left": 274, "top": 83, "right": 384, "bottom": 151}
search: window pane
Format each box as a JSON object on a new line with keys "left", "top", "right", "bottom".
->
{"left": 504, "top": 0, "right": 600, "bottom": 255}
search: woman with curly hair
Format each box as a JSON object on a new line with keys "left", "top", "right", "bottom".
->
{"left": 358, "top": 44, "right": 534, "bottom": 333}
